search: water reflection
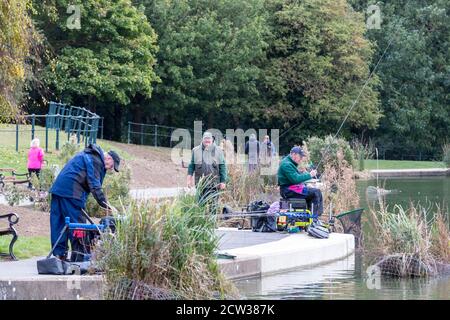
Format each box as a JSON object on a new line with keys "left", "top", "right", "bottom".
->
{"left": 236, "top": 177, "right": 450, "bottom": 300}
{"left": 235, "top": 254, "right": 450, "bottom": 300}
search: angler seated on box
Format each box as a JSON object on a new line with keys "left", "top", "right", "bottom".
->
{"left": 277, "top": 146, "right": 323, "bottom": 216}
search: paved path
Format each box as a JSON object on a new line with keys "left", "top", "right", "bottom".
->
{"left": 217, "top": 228, "right": 288, "bottom": 250}
{"left": 129, "top": 187, "right": 192, "bottom": 199}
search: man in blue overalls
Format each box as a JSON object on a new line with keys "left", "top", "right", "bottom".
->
{"left": 49, "top": 144, "right": 120, "bottom": 260}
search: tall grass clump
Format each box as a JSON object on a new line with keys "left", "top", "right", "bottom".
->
{"left": 320, "top": 149, "right": 360, "bottom": 218}
{"left": 367, "top": 201, "right": 450, "bottom": 277}
{"left": 351, "top": 138, "right": 375, "bottom": 171}
{"left": 58, "top": 134, "right": 81, "bottom": 164}
{"left": 220, "top": 163, "right": 270, "bottom": 209}
{"left": 95, "top": 192, "right": 238, "bottom": 300}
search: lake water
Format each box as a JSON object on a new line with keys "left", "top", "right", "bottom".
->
{"left": 235, "top": 176, "right": 450, "bottom": 300}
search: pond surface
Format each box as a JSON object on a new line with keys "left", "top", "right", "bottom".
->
{"left": 235, "top": 176, "right": 450, "bottom": 300}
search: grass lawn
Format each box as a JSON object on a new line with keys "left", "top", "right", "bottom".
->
{"left": 0, "top": 124, "right": 131, "bottom": 172}
{"left": 364, "top": 159, "right": 446, "bottom": 170}
{"left": 0, "top": 236, "right": 49, "bottom": 260}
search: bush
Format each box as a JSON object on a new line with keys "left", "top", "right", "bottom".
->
{"left": 86, "top": 165, "right": 131, "bottom": 217}
{"left": 306, "top": 136, "right": 355, "bottom": 172}
{"left": 367, "top": 202, "right": 450, "bottom": 277}
{"left": 58, "top": 134, "right": 81, "bottom": 164}
{"left": 3, "top": 184, "right": 28, "bottom": 206}
{"left": 443, "top": 144, "right": 450, "bottom": 168}
{"left": 95, "top": 194, "right": 238, "bottom": 300}
{"left": 29, "top": 166, "right": 57, "bottom": 211}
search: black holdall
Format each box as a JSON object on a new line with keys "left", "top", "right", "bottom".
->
{"left": 248, "top": 200, "right": 277, "bottom": 233}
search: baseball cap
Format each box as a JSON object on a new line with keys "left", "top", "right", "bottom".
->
{"left": 108, "top": 150, "right": 121, "bottom": 172}
{"left": 290, "top": 146, "right": 305, "bottom": 157}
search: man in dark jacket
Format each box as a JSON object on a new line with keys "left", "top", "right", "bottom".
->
{"left": 277, "top": 146, "right": 323, "bottom": 215}
{"left": 49, "top": 144, "right": 120, "bottom": 259}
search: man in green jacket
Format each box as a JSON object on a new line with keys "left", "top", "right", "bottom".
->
{"left": 187, "top": 132, "right": 227, "bottom": 209}
{"left": 278, "top": 146, "right": 323, "bottom": 215}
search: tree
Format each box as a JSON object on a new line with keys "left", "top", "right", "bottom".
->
{"left": 33, "top": 0, "right": 159, "bottom": 139}
{"left": 134, "top": 0, "right": 270, "bottom": 129}
{"left": 349, "top": 0, "right": 450, "bottom": 159}
{"left": 0, "top": 0, "right": 37, "bottom": 121}
{"left": 256, "top": 0, "right": 381, "bottom": 151}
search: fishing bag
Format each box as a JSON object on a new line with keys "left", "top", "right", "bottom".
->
{"left": 248, "top": 200, "right": 276, "bottom": 232}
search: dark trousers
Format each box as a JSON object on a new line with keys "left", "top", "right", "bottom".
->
{"left": 28, "top": 168, "right": 41, "bottom": 177}
{"left": 28, "top": 169, "right": 41, "bottom": 189}
{"left": 50, "top": 194, "right": 83, "bottom": 257}
{"left": 280, "top": 185, "right": 324, "bottom": 216}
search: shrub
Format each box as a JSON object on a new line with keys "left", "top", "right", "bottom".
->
{"left": 366, "top": 202, "right": 450, "bottom": 277}
{"left": 95, "top": 193, "right": 238, "bottom": 300}
{"left": 321, "top": 149, "right": 360, "bottom": 219}
{"left": 351, "top": 138, "right": 375, "bottom": 171}
{"left": 3, "top": 184, "right": 28, "bottom": 206}
{"left": 86, "top": 165, "right": 131, "bottom": 217}
{"left": 58, "top": 134, "right": 81, "bottom": 164}
{"left": 29, "top": 166, "right": 57, "bottom": 211}
{"left": 306, "top": 136, "right": 355, "bottom": 172}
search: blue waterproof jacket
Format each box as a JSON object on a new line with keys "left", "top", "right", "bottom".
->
{"left": 50, "top": 144, "right": 107, "bottom": 208}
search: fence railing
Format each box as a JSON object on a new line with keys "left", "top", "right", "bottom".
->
{"left": 0, "top": 102, "right": 102, "bottom": 152}
{"left": 127, "top": 121, "right": 203, "bottom": 148}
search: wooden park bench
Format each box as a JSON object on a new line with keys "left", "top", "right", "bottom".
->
{"left": 0, "top": 213, "right": 19, "bottom": 260}
{"left": 0, "top": 168, "right": 31, "bottom": 189}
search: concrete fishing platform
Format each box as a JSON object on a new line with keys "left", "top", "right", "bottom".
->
{"left": 217, "top": 228, "right": 355, "bottom": 280}
{"left": 0, "top": 228, "right": 354, "bottom": 299}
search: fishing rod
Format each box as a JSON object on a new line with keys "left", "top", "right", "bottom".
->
{"left": 274, "top": 30, "right": 398, "bottom": 174}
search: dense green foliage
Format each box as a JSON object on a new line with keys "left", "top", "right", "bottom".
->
{"left": 306, "top": 135, "right": 355, "bottom": 171}
{"left": 32, "top": 0, "right": 159, "bottom": 139}
{"left": 2, "top": 0, "right": 448, "bottom": 159}
{"left": 349, "top": 0, "right": 450, "bottom": 159}
{"left": 258, "top": 0, "right": 381, "bottom": 147}
{"left": 0, "top": 0, "right": 38, "bottom": 121}
{"left": 134, "top": 0, "right": 270, "bottom": 128}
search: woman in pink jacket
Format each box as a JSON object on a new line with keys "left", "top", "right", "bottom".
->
{"left": 27, "top": 138, "right": 45, "bottom": 179}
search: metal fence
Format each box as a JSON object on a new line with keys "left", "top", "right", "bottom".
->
{"left": 127, "top": 121, "right": 202, "bottom": 148}
{"left": 0, "top": 102, "right": 102, "bottom": 152}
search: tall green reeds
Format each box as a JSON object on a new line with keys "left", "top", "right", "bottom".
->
{"left": 95, "top": 190, "right": 238, "bottom": 300}
{"left": 366, "top": 201, "right": 450, "bottom": 277}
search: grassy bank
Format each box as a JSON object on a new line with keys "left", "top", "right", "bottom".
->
{"left": 364, "top": 160, "right": 446, "bottom": 170}
{"left": 0, "top": 236, "right": 49, "bottom": 260}
{"left": 0, "top": 124, "right": 131, "bottom": 172}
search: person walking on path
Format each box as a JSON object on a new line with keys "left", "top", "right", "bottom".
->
{"left": 245, "top": 133, "right": 260, "bottom": 174}
{"left": 187, "top": 132, "right": 227, "bottom": 210}
{"left": 49, "top": 144, "right": 120, "bottom": 260}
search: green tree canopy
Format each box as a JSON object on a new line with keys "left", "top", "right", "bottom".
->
{"left": 257, "top": 0, "right": 381, "bottom": 149}
{"left": 0, "top": 0, "right": 36, "bottom": 121}
{"left": 33, "top": 0, "right": 159, "bottom": 137}
{"left": 350, "top": 0, "right": 450, "bottom": 159}
{"left": 134, "top": 0, "right": 270, "bottom": 128}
